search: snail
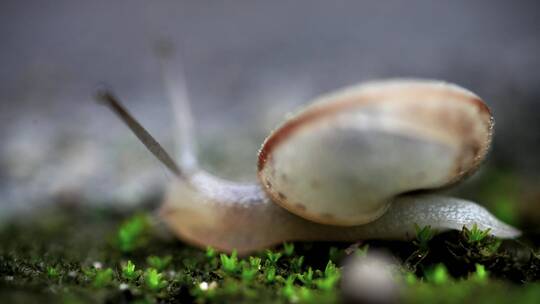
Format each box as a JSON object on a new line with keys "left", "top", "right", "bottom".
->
{"left": 98, "top": 77, "right": 520, "bottom": 255}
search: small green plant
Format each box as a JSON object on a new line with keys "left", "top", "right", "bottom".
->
{"left": 405, "top": 271, "right": 417, "bottom": 285}
{"left": 360, "top": 246, "right": 372, "bottom": 257}
{"left": 464, "top": 224, "right": 492, "bottom": 244}
{"left": 414, "top": 224, "right": 434, "bottom": 250}
{"left": 298, "top": 286, "right": 314, "bottom": 302}
{"left": 144, "top": 268, "right": 167, "bottom": 291}
{"left": 283, "top": 242, "right": 295, "bottom": 256}
{"left": 282, "top": 275, "right": 318, "bottom": 303}
{"left": 147, "top": 255, "right": 172, "bottom": 271}
{"left": 205, "top": 246, "right": 219, "bottom": 268}
{"left": 471, "top": 263, "right": 489, "bottom": 283}
{"left": 281, "top": 275, "right": 297, "bottom": 301}
{"left": 315, "top": 274, "right": 339, "bottom": 291}
{"left": 206, "top": 246, "right": 217, "bottom": 259}
{"left": 290, "top": 256, "right": 304, "bottom": 273}
{"left": 297, "top": 267, "right": 314, "bottom": 286}
{"left": 314, "top": 261, "right": 340, "bottom": 291}
{"left": 82, "top": 266, "right": 97, "bottom": 279}
{"left": 47, "top": 266, "right": 60, "bottom": 279}
{"left": 353, "top": 244, "right": 370, "bottom": 257}
{"left": 220, "top": 250, "right": 239, "bottom": 274}
{"left": 93, "top": 268, "right": 114, "bottom": 288}
{"left": 265, "top": 266, "right": 277, "bottom": 283}
{"left": 265, "top": 250, "right": 282, "bottom": 265}
{"left": 117, "top": 214, "right": 149, "bottom": 253}
{"left": 241, "top": 262, "right": 258, "bottom": 282}
{"left": 121, "top": 260, "right": 138, "bottom": 281}
{"left": 406, "top": 226, "right": 434, "bottom": 269}
{"left": 425, "top": 264, "right": 449, "bottom": 285}
{"left": 249, "top": 257, "right": 261, "bottom": 270}
{"left": 324, "top": 260, "right": 339, "bottom": 277}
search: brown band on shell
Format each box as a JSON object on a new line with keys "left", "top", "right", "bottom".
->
{"left": 258, "top": 85, "right": 492, "bottom": 174}
{"left": 443, "top": 96, "right": 493, "bottom": 185}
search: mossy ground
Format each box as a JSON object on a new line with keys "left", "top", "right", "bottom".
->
{"left": 1, "top": 198, "right": 540, "bottom": 303}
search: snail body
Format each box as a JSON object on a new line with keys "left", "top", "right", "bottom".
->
{"left": 100, "top": 78, "right": 520, "bottom": 254}
{"left": 160, "top": 172, "right": 518, "bottom": 254}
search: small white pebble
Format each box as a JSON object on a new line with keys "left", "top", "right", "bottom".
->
{"left": 68, "top": 271, "right": 77, "bottom": 278}
{"left": 199, "top": 282, "right": 209, "bottom": 291}
{"left": 93, "top": 262, "right": 103, "bottom": 269}
{"left": 119, "top": 283, "right": 129, "bottom": 290}
{"left": 5, "top": 276, "right": 14, "bottom": 281}
{"left": 341, "top": 251, "right": 400, "bottom": 303}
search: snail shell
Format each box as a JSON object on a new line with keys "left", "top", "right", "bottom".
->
{"left": 258, "top": 79, "right": 493, "bottom": 226}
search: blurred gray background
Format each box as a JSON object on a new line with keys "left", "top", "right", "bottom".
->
{"left": 1, "top": 0, "right": 539, "bottom": 217}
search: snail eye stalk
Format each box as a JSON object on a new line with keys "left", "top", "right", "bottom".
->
{"left": 96, "top": 90, "right": 183, "bottom": 177}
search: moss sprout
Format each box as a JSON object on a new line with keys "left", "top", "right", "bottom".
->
{"left": 425, "top": 264, "right": 449, "bottom": 285}
{"left": 116, "top": 214, "right": 150, "bottom": 253}
{"left": 414, "top": 224, "right": 435, "bottom": 250}
{"left": 93, "top": 268, "right": 114, "bottom": 288}
{"left": 146, "top": 255, "right": 172, "bottom": 272}
{"left": 143, "top": 268, "right": 167, "bottom": 291}
{"left": 121, "top": 260, "right": 139, "bottom": 281}
{"left": 464, "top": 224, "right": 492, "bottom": 244}
{"left": 265, "top": 250, "right": 282, "bottom": 265}
{"left": 219, "top": 250, "right": 239, "bottom": 274}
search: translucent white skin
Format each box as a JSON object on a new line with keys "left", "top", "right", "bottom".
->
{"left": 258, "top": 80, "right": 493, "bottom": 226}
{"left": 160, "top": 172, "right": 520, "bottom": 255}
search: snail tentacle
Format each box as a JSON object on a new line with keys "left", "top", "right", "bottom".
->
{"left": 157, "top": 44, "right": 199, "bottom": 173}
{"left": 97, "top": 91, "right": 183, "bottom": 177}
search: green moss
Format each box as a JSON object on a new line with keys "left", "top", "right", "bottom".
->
{"left": 116, "top": 214, "right": 151, "bottom": 253}
{"left": 93, "top": 268, "right": 114, "bottom": 288}
{"left": 414, "top": 224, "right": 435, "bottom": 250}
{"left": 146, "top": 255, "right": 172, "bottom": 272}
{"left": 425, "top": 264, "right": 449, "bottom": 285}
{"left": 121, "top": 260, "right": 139, "bottom": 281}
{"left": 464, "top": 224, "right": 492, "bottom": 244}
{"left": 471, "top": 264, "right": 488, "bottom": 283}
{"left": 143, "top": 268, "right": 167, "bottom": 291}
{"left": 404, "top": 278, "right": 540, "bottom": 304}
{"left": 220, "top": 250, "right": 239, "bottom": 274}
{"left": 46, "top": 266, "right": 60, "bottom": 279}
{"left": 0, "top": 202, "right": 539, "bottom": 303}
